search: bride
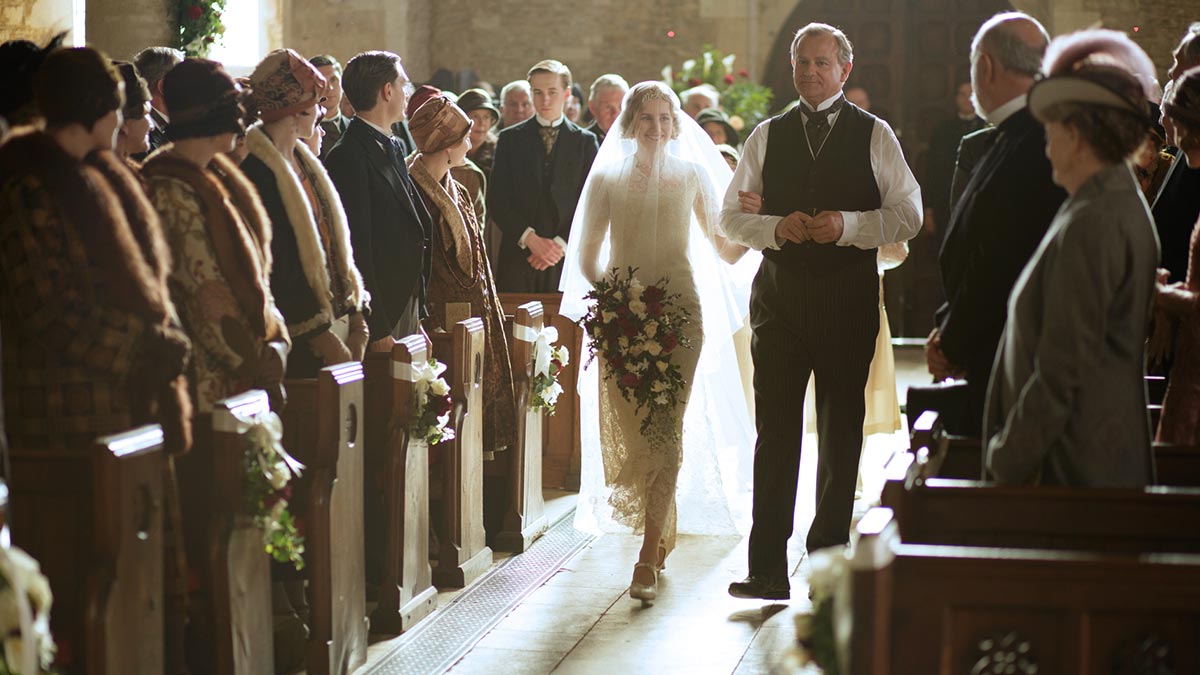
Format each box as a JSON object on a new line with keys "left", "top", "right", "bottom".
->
{"left": 560, "top": 81, "right": 761, "bottom": 601}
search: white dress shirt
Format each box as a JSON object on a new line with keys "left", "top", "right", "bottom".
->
{"left": 720, "top": 91, "right": 923, "bottom": 252}
{"left": 985, "top": 94, "right": 1027, "bottom": 127}
{"left": 519, "top": 112, "right": 569, "bottom": 252}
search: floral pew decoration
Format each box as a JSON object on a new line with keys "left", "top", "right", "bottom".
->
{"left": 238, "top": 410, "right": 306, "bottom": 570}
{"left": 409, "top": 359, "right": 456, "bottom": 446}
{"left": 524, "top": 324, "right": 569, "bottom": 416}
{"left": 0, "top": 539, "right": 55, "bottom": 675}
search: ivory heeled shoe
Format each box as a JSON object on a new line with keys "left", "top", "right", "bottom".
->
{"left": 656, "top": 544, "right": 668, "bottom": 572}
{"left": 629, "top": 562, "right": 658, "bottom": 601}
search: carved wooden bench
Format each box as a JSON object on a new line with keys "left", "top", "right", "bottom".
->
{"left": 282, "top": 363, "right": 367, "bottom": 675}
{"left": 363, "top": 335, "right": 437, "bottom": 634}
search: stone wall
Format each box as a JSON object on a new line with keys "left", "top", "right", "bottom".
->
{"left": 86, "top": 0, "right": 171, "bottom": 60}
{"left": 1, "top": 0, "right": 78, "bottom": 45}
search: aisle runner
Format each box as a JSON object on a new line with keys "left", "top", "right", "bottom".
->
{"left": 367, "top": 512, "right": 594, "bottom": 675}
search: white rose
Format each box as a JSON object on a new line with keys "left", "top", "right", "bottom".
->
{"left": 645, "top": 342, "right": 663, "bottom": 356}
{"left": 602, "top": 310, "right": 617, "bottom": 323}
{"left": 656, "top": 361, "right": 668, "bottom": 373}
{"left": 651, "top": 380, "right": 667, "bottom": 393}
{"left": 613, "top": 290, "right": 624, "bottom": 301}
{"left": 629, "top": 300, "right": 647, "bottom": 318}
{"left": 630, "top": 343, "right": 644, "bottom": 356}
{"left": 269, "top": 462, "right": 290, "bottom": 490}
{"left": 618, "top": 336, "right": 629, "bottom": 349}
{"left": 546, "top": 382, "right": 564, "bottom": 405}
{"left": 629, "top": 281, "right": 644, "bottom": 301}
{"left": 555, "top": 346, "right": 570, "bottom": 367}
{"left": 430, "top": 378, "right": 450, "bottom": 397}
{"left": 644, "top": 321, "right": 658, "bottom": 338}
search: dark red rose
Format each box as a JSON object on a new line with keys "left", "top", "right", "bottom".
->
{"left": 186, "top": 4, "right": 203, "bottom": 19}
{"left": 620, "top": 373, "right": 640, "bottom": 388}
{"left": 610, "top": 354, "right": 625, "bottom": 369}
{"left": 203, "top": 35, "right": 214, "bottom": 43}
{"left": 616, "top": 305, "right": 629, "bottom": 318}
{"left": 723, "top": 74, "right": 735, "bottom": 84}
{"left": 647, "top": 302, "right": 663, "bottom": 317}
{"left": 662, "top": 332, "right": 679, "bottom": 353}
{"left": 434, "top": 394, "right": 453, "bottom": 416}
{"left": 643, "top": 286, "right": 665, "bottom": 303}
{"left": 620, "top": 319, "right": 638, "bottom": 338}
{"left": 738, "top": 69, "right": 750, "bottom": 78}
{"left": 688, "top": 78, "right": 702, "bottom": 87}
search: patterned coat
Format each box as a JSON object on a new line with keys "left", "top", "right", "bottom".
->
{"left": 0, "top": 132, "right": 191, "bottom": 449}
{"left": 143, "top": 148, "right": 290, "bottom": 413}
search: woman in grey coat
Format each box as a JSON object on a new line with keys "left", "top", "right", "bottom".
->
{"left": 985, "top": 30, "right": 1160, "bottom": 487}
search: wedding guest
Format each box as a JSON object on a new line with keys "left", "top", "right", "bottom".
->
{"left": 949, "top": 125, "right": 996, "bottom": 213}
{"left": 987, "top": 30, "right": 1159, "bottom": 487}
{"left": 923, "top": 82, "right": 986, "bottom": 239}
{"left": 311, "top": 54, "right": 350, "bottom": 160}
{"left": 0, "top": 33, "right": 66, "bottom": 127}
{"left": 112, "top": 61, "right": 155, "bottom": 164}
{"left": 242, "top": 49, "right": 370, "bottom": 378}
{"left": 845, "top": 85, "right": 871, "bottom": 111}
{"left": 1152, "top": 23, "right": 1200, "bottom": 283}
{"left": 488, "top": 59, "right": 598, "bottom": 293}
{"left": 459, "top": 87, "right": 500, "bottom": 175}
{"left": 681, "top": 83, "right": 719, "bottom": 118}
{"left": 499, "top": 79, "right": 533, "bottom": 128}
{"left": 584, "top": 73, "right": 629, "bottom": 144}
{"left": 132, "top": 46, "right": 184, "bottom": 157}
{"left": 921, "top": 12, "right": 1064, "bottom": 436}
{"left": 225, "top": 77, "right": 258, "bottom": 165}
{"left": 1155, "top": 66, "right": 1200, "bottom": 445}
{"left": 143, "top": 59, "right": 291, "bottom": 412}
{"left": 722, "top": 22, "right": 921, "bottom": 600}
{"left": 407, "top": 96, "right": 517, "bottom": 457}
{"left": 324, "top": 51, "right": 432, "bottom": 346}
{"left": 696, "top": 107, "right": 739, "bottom": 148}
{"left": 716, "top": 143, "right": 740, "bottom": 171}
{"left": 566, "top": 82, "right": 584, "bottom": 124}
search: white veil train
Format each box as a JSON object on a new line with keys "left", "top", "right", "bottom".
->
{"left": 559, "top": 85, "right": 762, "bottom": 539}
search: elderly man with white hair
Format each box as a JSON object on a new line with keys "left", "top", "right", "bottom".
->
{"left": 681, "top": 83, "right": 720, "bottom": 118}
{"left": 499, "top": 79, "right": 534, "bottom": 128}
{"left": 721, "top": 21, "right": 921, "bottom": 601}
{"left": 583, "top": 73, "right": 628, "bottom": 144}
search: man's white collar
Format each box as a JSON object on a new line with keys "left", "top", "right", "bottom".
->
{"left": 986, "top": 94, "right": 1027, "bottom": 126}
{"left": 535, "top": 114, "right": 565, "bottom": 128}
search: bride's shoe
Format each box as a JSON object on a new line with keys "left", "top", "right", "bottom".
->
{"left": 629, "top": 563, "right": 658, "bottom": 601}
{"left": 656, "top": 544, "right": 668, "bottom": 572}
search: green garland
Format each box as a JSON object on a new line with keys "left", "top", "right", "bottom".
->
{"left": 176, "top": 0, "right": 226, "bottom": 57}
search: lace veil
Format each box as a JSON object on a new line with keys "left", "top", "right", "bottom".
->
{"left": 559, "top": 83, "right": 762, "bottom": 537}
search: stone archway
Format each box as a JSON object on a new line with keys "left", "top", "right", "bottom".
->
{"left": 763, "top": 0, "right": 1013, "bottom": 149}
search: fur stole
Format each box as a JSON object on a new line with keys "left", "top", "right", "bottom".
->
{"left": 244, "top": 126, "right": 367, "bottom": 316}
{"left": 408, "top": 157, "right": 477, "bottom": 281}
{"left": 142, "top": 146, "right": 286, "bottom": 343}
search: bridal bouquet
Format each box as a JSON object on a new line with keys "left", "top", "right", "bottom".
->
{"left": 410, "top": 359, "right": 455, "bottom": 445}
{"left": 240, "top": 411, "right": 306, "bottom": 570}
{"left": 582, "top": 267, "right": 693, "bottom": 448}
{"left": 530, "top": 326, "right": 569, "bottom": 415}
{"left": 0, "top": 544, "right": 55, "bottom": 675}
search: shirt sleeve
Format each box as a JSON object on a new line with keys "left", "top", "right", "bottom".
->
{"left": 720, "top": 122, "right": 784, "bottom": 252}
{"left": 837, "top": 119, "right": 923, "bottom": 249}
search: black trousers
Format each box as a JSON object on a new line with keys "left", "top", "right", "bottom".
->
{"left": 747, "top": 259, "right": 879, "bottom": 582}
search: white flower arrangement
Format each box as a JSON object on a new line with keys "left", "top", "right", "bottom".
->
{"left": 410, "top": 359, "right": 456, "bottom": 445}
{"left": 0, "top": 544, "right": 55, "bottom": 675}
{"left": 529, "top": 326, "right": 569, "bottom": 415}
{"left": 239, "top": 410, "right": 306, "bottom": 570}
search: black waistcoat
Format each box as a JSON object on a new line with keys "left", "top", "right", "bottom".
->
{"left": 761, "top": 102, "right": 880, "bottom": 278}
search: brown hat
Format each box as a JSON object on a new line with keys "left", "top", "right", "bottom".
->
{"left": 34, "top": 47, "right": 122, "bottom": 129}
{"left": 406, "top": 84, "right": 442, "bottom": 120}
{"left": 456, "top": 88, "right": 499, "bottom": 127}
{"left": 250, "top": 48, "right": 328, "bottom": 123}
{"left": 163, "top": 58, "right": 245, "bottom": 140}
{"left": 409, "top": 96, "right": 472, "bottom": 154}
{"left": 114, "top": 61, "right": 152, "bottom": 119}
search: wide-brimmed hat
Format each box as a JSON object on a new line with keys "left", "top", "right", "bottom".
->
{"left": 695, "top": 107, "right": 739, "bottom": 147}
{"left": 250, "top": 48, "right": 328, "bottom": 123}
{"left": 1029, "top": 29, "right": 1155, "bottom": 126}
{"left": 409, "top": 95, "right": 472, "bottom": 154}
{"left": 456, "top": 88, "right": 499, "bottom": 127}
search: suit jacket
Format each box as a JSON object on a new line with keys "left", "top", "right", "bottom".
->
{"left": 985, "top": 163, "right": 1156, "bottom": 487}
{"left": 318, "top": 115, "right": 350, "bottom": 162}
{"left": 924, "top": 115, "right": 985, "bottom": 236}
{"left": 1151, "top": 152, "right": 1200, "bottom": 283}
{"left": 487, "top": 117, "right": 598, "bottom": 292}
{"left": 936, "top": 107, "right": 1065, "bottom": 422}
{"left": 948, "top": 126, "right": 996, "bottom": 216}
{"left": 324, "top": 118, "right": 432, "bottom": 339}
{"left": 131, "top": 107, "right": 171, "bottom": 163}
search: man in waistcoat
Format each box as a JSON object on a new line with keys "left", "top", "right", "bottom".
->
{"left": 721, "top": 23, "right": 922, "bottom": 600}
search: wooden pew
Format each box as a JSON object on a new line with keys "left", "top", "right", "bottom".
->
{"left": 493, "top": 302, "right": 548, "bottom": 553}
{"left": 282, "top": 364, "right": 367, "bottom": 675}
{"left": 844, "top": 508, "right": 1200, "bottom": 675}
{"left": 881, "top": 452, "right": 1200, "bottom": 553}
{"left": 909, "top": 411, "right": 1200, "bottom": 487}
{"left": 429, "top": 318, "right": 494, "bottom": 588}
{"left": 363, "top": 336, "right": 437, "bottom": 634}
{"left": 498, "top": 292, "right": 583, "bottom": 490}
{"left": 10, "top": 425, "right": 166, "bottom": 675}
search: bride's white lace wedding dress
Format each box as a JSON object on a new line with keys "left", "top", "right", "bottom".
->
{"left": 560, "top": 111, "right": 760, "bottom": 554}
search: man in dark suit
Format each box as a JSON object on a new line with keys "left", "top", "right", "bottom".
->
{"left": 310, "top": 54, "right": 350, "bottom": 161}
{"left": 584, "top": 73, "right": 629, "bottom": 145}
{"left": 948, "top": 126, "right": 996, "bottom": 214}
{"left": 488, "top": 59, "right": 598, "bottom": 293}
{"left": 132, "top": 46, "right": 183, "bottom": 160}
{"left": 921, "top": 13, "right": 1065, "bottom": 436}
{"left": 324, "top": 50, "right": 432, "bottom": 346}
{"left": 923, "top": 82, "right": 986, "bottom": 242}
{"left": 1152, "top": 23, "right": 1200, "bottom": 283}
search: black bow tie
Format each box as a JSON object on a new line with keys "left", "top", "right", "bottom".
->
{"left": 802, "top": 95, "right": 844, "bottom": 121}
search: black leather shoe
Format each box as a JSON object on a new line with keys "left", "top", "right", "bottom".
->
{"left": 728, "top": 575, "right": 790, "bottom": 600}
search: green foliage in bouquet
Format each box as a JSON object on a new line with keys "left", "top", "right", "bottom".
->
{"left": 662, "top": 46, "right": 774, "bottom": 134}
{"left": 176, "top": 0, "right": 226, "bottom": 57}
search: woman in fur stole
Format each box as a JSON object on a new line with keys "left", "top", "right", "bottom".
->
{"left": 241, "top": 49, "right": 369, "bottom": 378}
{"left": 408, "top": 95, "right": 517, "bottom": 458}
{"left": 142, "top": 59, "right": 291, "bottom": 413}
{"left": 0, "top": 47, "right": 193, "bottom": 671}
